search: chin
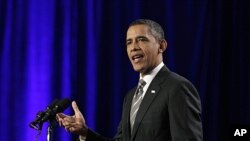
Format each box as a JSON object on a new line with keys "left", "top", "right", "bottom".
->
{"left": 133, "top": 66, "right": 144, "bottom": 73}
{"left": 133, "top": 68, "right": 140, "bottom": 72}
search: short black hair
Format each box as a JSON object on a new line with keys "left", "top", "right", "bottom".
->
{"left": 129, "top": 19, "right": 165, "bottom": 41}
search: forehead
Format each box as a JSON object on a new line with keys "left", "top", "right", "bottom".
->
{"left": 126, "top": 25, "right": 152, "bottom": 39}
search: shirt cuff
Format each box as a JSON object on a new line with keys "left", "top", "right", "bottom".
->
{"left": 79, "top": 135, "right": 87, "bottom": 141}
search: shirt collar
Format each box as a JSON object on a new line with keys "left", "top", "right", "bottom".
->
{"left": 139, "top": 62, "right": 164, "bottom": 86}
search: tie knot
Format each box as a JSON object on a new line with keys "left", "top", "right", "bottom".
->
{"left": 138, "top": 79, "right": 146, "bottom": 89}
{"left": 134, "top": 79, "right": 146, "bottom": 98}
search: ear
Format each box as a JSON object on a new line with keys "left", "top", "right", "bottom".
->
{"left": 158, "top": 39, "right": 167, "bottom": 53}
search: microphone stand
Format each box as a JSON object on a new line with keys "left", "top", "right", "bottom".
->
{"left": 47, "top": 120, "right": 56, "bottom": 141}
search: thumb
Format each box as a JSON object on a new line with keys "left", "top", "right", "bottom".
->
{"left": 72, "top": 101, "right": 82, "bottom": 117}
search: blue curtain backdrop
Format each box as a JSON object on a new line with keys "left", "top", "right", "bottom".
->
{"left": 0, "top": 0, "right": 249, "bottom": 141}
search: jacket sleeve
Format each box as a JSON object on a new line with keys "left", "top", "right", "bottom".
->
{"left": 82, "top": 96, "right": 128, "bottom": 141}
{"left": 79, "top": 90, "right": 133, "bottom": 141}
{"left": 168, "top": 80, "right": 203, "bottom": 141}
{"left": 83, "top": 117, "right": 123, "bottom": 141}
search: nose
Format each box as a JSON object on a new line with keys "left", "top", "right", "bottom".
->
{"left": 131, "top": 42, "right": 140, "bottom": 52}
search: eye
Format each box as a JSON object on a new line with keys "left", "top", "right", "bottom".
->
{"left": 126, "top": 40, "right": 132, "bottom": 46}
{"left": 137, "top": 37, "right": 148, "bottom": 42}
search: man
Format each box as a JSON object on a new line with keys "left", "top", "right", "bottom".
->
{"left": 57, "top": 19, "right": 203, "bottom": 141}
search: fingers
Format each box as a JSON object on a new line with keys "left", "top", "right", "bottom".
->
{"left": 56, "top": 113, "right": 73, "bottom": 127}
{"left": 63, "top": 119, "right": 81, "bottom": 133}
{"left": 56, "top": 113, "right": 63, "bottom": 126}
{"left": 56, "top": 113, "right": 68, "bottom": 126}
{"left": 56, "top": 113, "right": 67, "bottom": 119}
{"left": 65, "top": 126, "right": 77, "bottom": 132}
{"left": 59, "top": 117, "right": 72, "bottom": 128}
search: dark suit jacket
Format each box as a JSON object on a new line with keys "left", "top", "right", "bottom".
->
{"left": 86, "top": 66, "right": 203, "bottom": 141}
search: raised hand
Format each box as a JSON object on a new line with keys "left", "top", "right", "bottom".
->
{"left": 56, "top": 101, "right": 88, "bottom": 137}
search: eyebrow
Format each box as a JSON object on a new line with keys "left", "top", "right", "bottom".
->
{"left": 126, "top": 35, "right": 148, "bottom": 42}
{"left": 136, "top": 35, "right": 147, "bottom": 39}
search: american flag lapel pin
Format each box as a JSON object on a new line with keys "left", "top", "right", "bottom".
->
{"left": 151, "top": 90, "right": 156, "bottom": 94}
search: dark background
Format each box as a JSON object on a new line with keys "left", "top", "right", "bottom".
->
{"left": 0, "top": 0, "right": 249, "bottom": 140}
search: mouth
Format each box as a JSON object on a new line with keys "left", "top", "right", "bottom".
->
{"left": 131, "top": 54, "right": 144, "bottom": 63}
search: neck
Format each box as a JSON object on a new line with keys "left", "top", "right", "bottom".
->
{"left": 140, "top": 61, "right": 163, "bottom": 77}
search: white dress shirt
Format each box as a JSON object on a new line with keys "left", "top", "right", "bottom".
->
{"left": 139, "top": 62, "right": 164, "bottom": 98}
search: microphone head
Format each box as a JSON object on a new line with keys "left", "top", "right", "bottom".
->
{"left": 56, "top": 98, "right": 71, "bottom": 112}
{"left": 29, "top": 111, "right": 45, "bottom": 130}
{"left": 47, "top": 99, "right": 59, "bottom": 109}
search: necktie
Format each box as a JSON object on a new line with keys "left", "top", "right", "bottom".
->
{"left": 130, "top": 79, "right": 146, "bottom": 132}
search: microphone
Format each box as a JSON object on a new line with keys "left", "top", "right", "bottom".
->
{"left": 29, "top": 99, "right": 59, "bottom": 130}
{"left": 29, "top": 111, "right": 45, "bottom": 130}
{"left": 29, "top": 98, "right": 71, "bottom": 130}
{"left": 39, "top": 98, "right": 71, "bottom": 123}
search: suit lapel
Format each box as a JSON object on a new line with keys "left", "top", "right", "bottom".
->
{"left": 130, "top": 66, "right": 170, "bottom": 140}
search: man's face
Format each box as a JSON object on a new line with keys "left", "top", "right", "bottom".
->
{"left": 126, "top": 25, "right": 162, "bottom": 75}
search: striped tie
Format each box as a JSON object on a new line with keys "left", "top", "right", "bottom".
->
{"left": 130, "top": 79, "right": 146, "bottom": 132}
